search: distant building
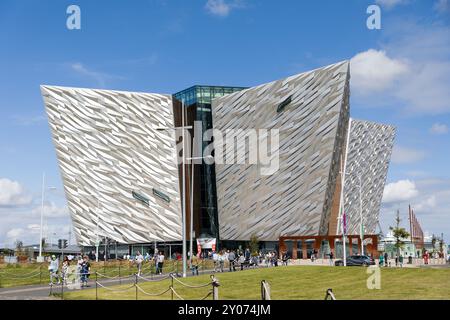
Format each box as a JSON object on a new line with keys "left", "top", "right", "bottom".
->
{"left": 22, "top": 244, "right": 82, "bottom": 259}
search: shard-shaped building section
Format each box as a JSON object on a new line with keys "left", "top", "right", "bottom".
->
{"left": 343, "top": 119, "right": 396, "bottom": 235}
{"left": 212, "top": 61, "right": 350, "bottom": 241}
{"left": 41, "top": 86, "right": 182, "bottom": 246}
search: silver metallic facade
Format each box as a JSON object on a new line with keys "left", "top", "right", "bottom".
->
{"left": 41, "top": 86, "right": 182, "bottom": 246}
{"left": 343, "top": 119, "right": 396, "bottom": 235}
{"left": 212, "top": 61, "right": 350, "bottom": 241}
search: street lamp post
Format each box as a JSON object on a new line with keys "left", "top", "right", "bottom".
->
{"left": 38, "top": 173, "right": 45, "bottom": 261}
{"left": 38, "top": 173, "right": 56, "bottom": 262}
{"left": 358, "top": 174, "right": 364, "bottom": 256}
{"left": 156, "top": 100, "right": 193, "bottom": 278}
{"left": 337, "top": 118, "right": 353, "bottom": 267}
{"left": 186, "top": 155, "right": 214, "bottom": 266}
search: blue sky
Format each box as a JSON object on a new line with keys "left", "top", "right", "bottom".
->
{"left": 0, "top": 0, "right": 449, "bottom": 247}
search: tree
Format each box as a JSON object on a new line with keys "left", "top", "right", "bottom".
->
{"left": 249, "top": 234, "right": 260, "bottom": 256}
{"left": 389, "top": 210, "right": 410, "bottom": 257}
{"left": 14, "top": 240, "right": 24, "bottom": 256}
{"left": 431, "top": 234, "right": 437, "bottom": 253}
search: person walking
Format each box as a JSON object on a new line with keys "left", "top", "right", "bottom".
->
{"left": 218, "top": 251, "right": 225, "bottom": 272}
{"left": 156, "top": 251, "right": 165, "bottom": 275}
{"left": 80, "top": 255, "right": 91, "bottom": 287}
{"left": 239, "top": 253, "right": 246, "bottom": 271}
{"left": 190, "top": 254, "right": 199, "bottom": 276}
{"left": 228, "top": 250, "right": 236, "bottom": 272}
{"left": 379, "top": 253, "right": 384, "bottom": 267}
{"left": 310, "top": 250, "right": 315, "bottom": 262}
{"left": 282, "top": 251, "right": 289, "bottom": 266}
{"left": 399, "top": 254, "right": 404, "bottom": 268}
{"left": 328, "top": 251, "right": 334, "bottom": 266}
{"left": 62, "top": 256, "right": 70, "bottom": 285}
{"left": 135, "top": 251, "right": 144, "bottom": 276}
{"left": 384, "top": 252, "right": 389, "bottom": 267}
{"left": 213, "top": 251, "right": 219, "bottom": 273}
{"left": 48, "top": 255, "right": 60, "bottom": 285}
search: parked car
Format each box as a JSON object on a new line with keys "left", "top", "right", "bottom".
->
{"left": 334, "top": 255, "right": 375, "bottom": 266}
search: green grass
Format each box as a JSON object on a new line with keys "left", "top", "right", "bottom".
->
{"left": 62, "top": 266, "right": 450, "bottom": 300}
{"left": 0, "top": 260, "right": 215, "bottom": 288}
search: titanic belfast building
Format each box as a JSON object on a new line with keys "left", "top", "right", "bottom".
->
{"left": 41, "top": 61, "right": 396, "bottom": 257}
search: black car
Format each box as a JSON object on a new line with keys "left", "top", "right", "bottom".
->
{"left": 334, "top": 255, "right": 375, "bottom": 266}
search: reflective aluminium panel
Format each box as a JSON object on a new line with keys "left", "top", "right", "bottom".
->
{"left": 41, "top": 86, "right": 182, "bottom": 245}
{"left": 212, "top": 61, "right": 350, "bottom": 241}
{"left": 344, "top": 119, "right": 396, "bottom": 235}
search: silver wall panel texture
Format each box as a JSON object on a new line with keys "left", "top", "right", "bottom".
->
{"left": 212, "top": 61, "right": 350, "bottom": 241}
{"left": 41, "top": 86, "right": 182, "bottom": 246}
{"left": 344, "top": 119, "right": 396, "bottom": 235}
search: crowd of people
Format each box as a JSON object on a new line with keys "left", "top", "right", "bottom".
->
{"left": 47, "top": 254, "right": 91, "bottom": 287}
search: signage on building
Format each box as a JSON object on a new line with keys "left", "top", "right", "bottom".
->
{"left": 196, "top": 238, "right": 216, "bottom": 255}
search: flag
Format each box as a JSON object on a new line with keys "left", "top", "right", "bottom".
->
{"left": 342, "top": 211, "right": 347, "bottom": 235}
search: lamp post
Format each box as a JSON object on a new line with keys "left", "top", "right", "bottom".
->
{"left": 337, "top": 118, "right": 353, "bottom": 267}
{"left": 38, "top": 173, "right": 56, "bottom": 262}
{"left": 156, "top": 100, "right": 193, "bottom": 278}
{"left": 186, "top": 155, "right": 214, "bottom": 265}
{"left": 95, "top": 199, "right": 101, "bottom": 262}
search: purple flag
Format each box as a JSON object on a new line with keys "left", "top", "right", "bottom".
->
{"left": 342, "top": 211, "right": 347, "bottom": 235}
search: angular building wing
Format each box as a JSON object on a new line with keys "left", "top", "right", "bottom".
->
{"left": 212, "top": 61, "right": 350, "bottom": 241}
{"left": 41, "top": 86, "right": 182, "bottom": 246}
{"left": 343, "top": 119, "right": 396, "bottom": 235}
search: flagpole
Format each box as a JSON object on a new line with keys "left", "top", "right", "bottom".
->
{"left": 359, "top": 174, "right": 364, "bottom": 256}
{"left": 341, "top": 118, "right": 352, "bottom": 266}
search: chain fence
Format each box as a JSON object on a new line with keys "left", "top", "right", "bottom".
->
{"left": 89, "top": 272, "right": 220, "bottom": 300}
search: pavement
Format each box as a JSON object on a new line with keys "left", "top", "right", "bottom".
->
{"left": 0, "top": 267, "right": 216, "bottom": 300}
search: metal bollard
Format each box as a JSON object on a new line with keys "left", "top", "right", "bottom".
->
{"left": 171, "top": 273, "right": 174, "bottom": 300}
{"left": 135, "top": 274, "right": 138, "bottom": 300}
{"left": 261, "top": 280, "right": 271, "bottom": 300}
{"left": 211, "top": 275, "right": 220, "bottom": 300}
{"left": 95, "top": 272, "right": 98, "bottom": 300}
{"left": 325, "top": 288, "right": 336, "bottom": 300}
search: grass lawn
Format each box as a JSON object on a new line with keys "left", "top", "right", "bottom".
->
{"left": 62, "top": 265, "right": 450, "bottom": 300}
{"left": 0, "top": 260, "right": 214, "bottom": 288}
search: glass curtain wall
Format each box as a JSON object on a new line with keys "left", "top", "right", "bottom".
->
{"left": 173, "top": 86, "right": 246, "bottom": 243}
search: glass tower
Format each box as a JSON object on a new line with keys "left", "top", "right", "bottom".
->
{"left": 173, "top": 85, "right": 246, "bottom": 241}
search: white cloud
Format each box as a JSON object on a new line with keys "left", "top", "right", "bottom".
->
{"left": 6, "top": 228, "right": 25, "bottom": 240}
{"left": 31, "top": 202, "right": 69, "bottom": 219}
{"left": 383, "top": 179, "right": 419, "bottom": 203}
{"left": 434, "top": 0, "right": 450, "bottom": 13}
{"left": 70, "top": 63, "right": 124, "bottom": 87}
{"left": 205, "top": 0, "right": 230, "bottom": 16}
{"left": 0, "top": 178, "right": 33, "bottom": 207}
{"left": 11, "top": 114, "right": 46, "bottom": 126}
{"left": 414, "top": 195, "right": 437, "bottom": 212}
{"left": 430, "top": 123, "right": 449, "bottom": 135}
{"left": 350, "top": 49, "right": 409, "bottom": 94}
{"left": 351, "top": 21, "right": 450, "bottom": 115}
{"left": 376, "top": 0, "right": 408, "bottom": 9}
{"left": 205, "top": 0, "right": 245, "bottom": 17}
{"left": 381, "top": 179, "right": 450, "bottom": 241}
{"left": 391, "top": 146, "right": 426, "bottom": 164}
